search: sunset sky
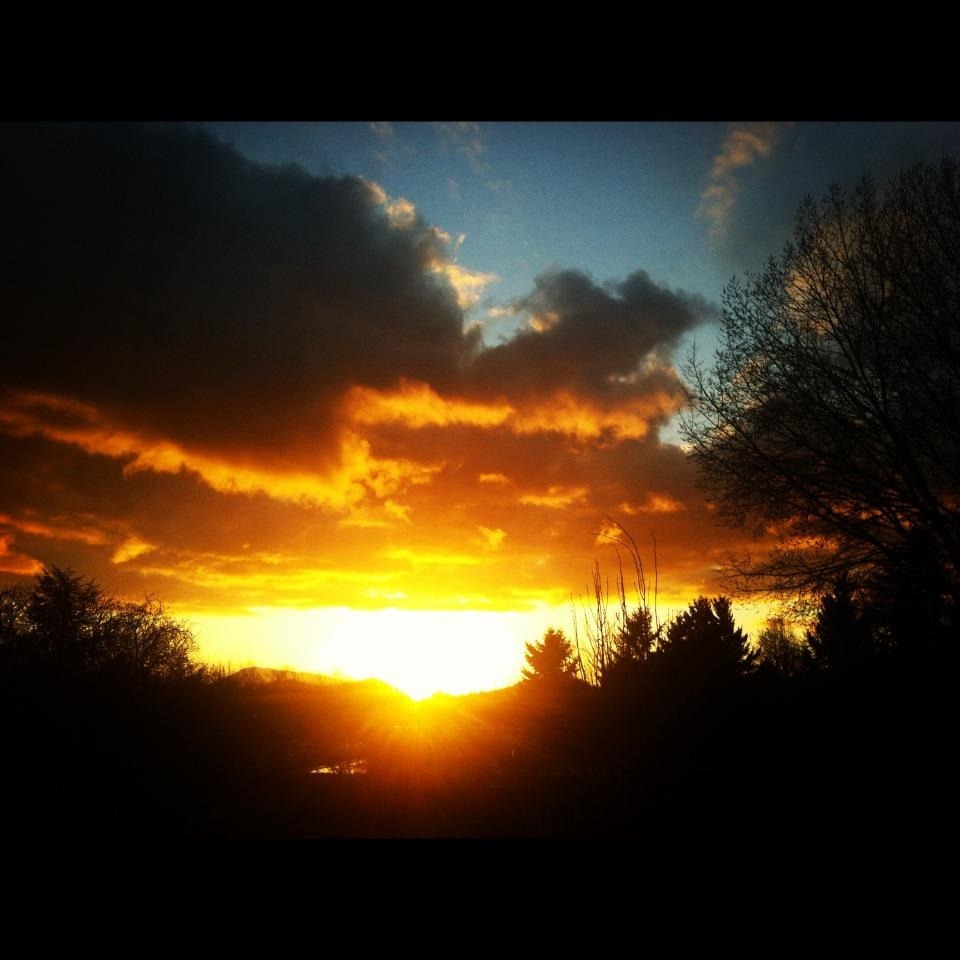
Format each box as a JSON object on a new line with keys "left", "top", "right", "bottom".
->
{"left": 3, "top": 121, "right": 959, "bottom": 696}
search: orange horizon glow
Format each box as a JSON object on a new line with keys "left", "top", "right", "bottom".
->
{"left": 183, "top": 595, "right": 780, "bottom": 699}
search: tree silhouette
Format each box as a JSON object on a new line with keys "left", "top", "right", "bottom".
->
{"left": 755, "top": 616, "right": 805, "bottom": 676}
{"left": 659, "top": 596, "right": 755, "bottom": 683}
{"left": 682, "top": 158, "right": 960, "bottom": 624}
{"left": 0, "top": 566, "right": 199, "bottom": 681}
{"left": 804, "top": 575, "right": 874, "bottom": 673}
{"left": 522, "top": 628, "right": 579, "bottom": 685}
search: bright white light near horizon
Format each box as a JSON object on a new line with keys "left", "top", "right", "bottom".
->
{"left": 183, "top": 596, "right": 779, "bottom": 698}
{"left": 186, "top": 605, "right": 568, "bottom": 699}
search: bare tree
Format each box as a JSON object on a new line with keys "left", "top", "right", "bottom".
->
{"left": 682, "top": 158, "right": 960, "bottom": 615}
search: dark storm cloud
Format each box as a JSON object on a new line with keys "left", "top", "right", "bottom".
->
{"left": 0, "top": 123, "right": 467, "bottom": 459}
{"left": 469, "top": 268, "right": 714, "bottom": 397}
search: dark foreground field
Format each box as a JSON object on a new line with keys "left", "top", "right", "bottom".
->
{"left": 2, "top": 662, "right": 952, "bottom": 847}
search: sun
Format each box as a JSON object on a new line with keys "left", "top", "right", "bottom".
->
{"left": 330, "top": 609, "right": 532, "bottom": 699}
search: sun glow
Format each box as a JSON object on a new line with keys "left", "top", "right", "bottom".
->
{"left": 188, "top": 605, "right": 568, "bottom": 700}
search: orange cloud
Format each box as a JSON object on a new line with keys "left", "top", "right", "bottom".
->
{"left": 475, "top": 526, "right": 507, "bottom": 551}
{"left": 0, "top": 510, "right": 155, "bottom": 565}
{"left": 111, "top": 537, "right": 155, "bottom": 564}
{"left": 620, "top": 494, "right": 687, "bottom": 515}
{"left": 0, "top": 392, "right": 440, "bottom": 511}
{"left": 0, "top": 511, "right": 111, "bottom": 546}
{"left": 0, "top": 534, "right": 42, "bottom": 576}
{"left": 382, "top": 547, "right": 486, "bottom": 567}
{"left": 345, "top": 381, "right": 512, "bottom": 430}
{"left": 343, "top": 380, "right": 680, "bottom": 442}
{"left": 519, "top": 486, "right": 588, "bottom": 509}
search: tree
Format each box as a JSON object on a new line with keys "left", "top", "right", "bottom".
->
{"left": 0, "top": 566, "right": 200, "bottom": 681}
{"left": 755, "top": 616, "right": 805, "bottom": 677}
{"left": 659, "top": 596, "right": 756, "bottom": 682}
{"left": 804, "top": 575, "right": 875, "bottom": 673}
{"left": 682, "top": 159, "right": 960, "bottom": 623}
{"left": 522, "top": 628, "right": 579, "bottom": 685}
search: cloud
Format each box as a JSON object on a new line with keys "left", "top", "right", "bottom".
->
{"left": 434, "top": 122, "right": 488, "bottom": 174}
{"left": 430, "top": 260, "right": 499, "bottom": 309}
{"left": 0, "top": 509, "right": 112, "bottom": 546}
{"left": 518, "top": 486, "right": 588, "bottom": 509}
{"left": 344, "top": 380, "right": 681, "bottom": 442}
{"left": 0, "top": 534, "right": 42, "bottom": 576}
{"left": 111, "top": 536, "right": 155, "bottom": 564}
{"left": 469, "top": 268, "right": 714, "bottom": 397}
{"left": 620, "top": 494, "right": 686, "bottom": 514}
{"left": 369, "top": 121, "right": 394, "bottom": 139}
{"left": 1, "top": 124, "right": 474, "bottom": 463}
{"left": 0, "top": 391, "right": 439, "bottom": 509}
{"left": 0, "top": 122, "right": 734, "bottom": 615}
{"left": 707, "top": 122, "right": 960, "bottom": 274}
{"left": 382, "top": 547, "right": 485, "bottom": 567}
{"left": 475, "top": 526, "right": 507, "bottom": 551}
{"left": 699, "top": 122, "right": 786, "bottom": 240}
{"left": 385, "top": 196, "right": 417, "bottom": 228}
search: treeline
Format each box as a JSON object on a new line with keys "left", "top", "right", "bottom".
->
{"left": 505, "top": 547, "right": 955, "bottom": 841}
{"left": 0, "top": 565, "right": 953, "bottom": 840}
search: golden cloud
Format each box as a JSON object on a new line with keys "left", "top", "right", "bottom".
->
{"left": 519, "top": 486, "right": 588, "bottom": 509}
{"left": 430, "top": 260, "right": 499, "bottom": 309}
{"left": 620, "top": 494, "right": 687, "bottom": 514}
{"left": 344, "top": 380, "right": 680, "bottom": 442}
{"left": 111, "top": 536, "right": 155, "bottom": 564}
{"left": 475, "top": 526, "right": 507, "bottom": 551}
{"left": 0, "top": 392, "right": 440, "bottom": 511}
{"left": 386, "top": 197, "right": 417, "bottom": 229}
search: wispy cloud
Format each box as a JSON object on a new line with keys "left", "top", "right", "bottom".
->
{"left": 434, "top": 122, "right": 488, "bottom": 174}
{"left": 369, "top": 121, "right": 394, "bottom": 139}
{"left": 699, "top": 123, "right": 786, "bottom": 240}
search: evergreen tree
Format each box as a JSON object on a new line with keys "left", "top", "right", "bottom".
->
{"left": 522, "top": 628, "right": 579, "bottom": 684}
{"left": 659, "top": 596, "right": 756, "bottom": 682}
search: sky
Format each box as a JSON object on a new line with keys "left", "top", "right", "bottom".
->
{"left": 2, "top": 121, "right": 959, "bottom": 695}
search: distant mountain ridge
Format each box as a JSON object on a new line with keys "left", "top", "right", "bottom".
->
{"left": 225, "top": 666, "right": 397, "bottom": 690}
